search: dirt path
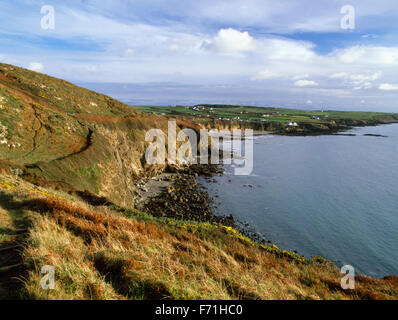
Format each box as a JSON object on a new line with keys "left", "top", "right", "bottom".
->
{"left": 54, "top": 128, "right": 93, "bottom": 161}
{"left": 23, "top": 104, "right": 44, "bottom": 160}
{"left": 0, "top": 192, "right": 30, "bottom": 299}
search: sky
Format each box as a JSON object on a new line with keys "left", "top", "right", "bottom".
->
{"left": 1, "top": 0, "right": 398, "bottom": 111}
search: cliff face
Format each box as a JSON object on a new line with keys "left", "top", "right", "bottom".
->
{"left": 0, "top": 63, "right": 177, "bottom": 207}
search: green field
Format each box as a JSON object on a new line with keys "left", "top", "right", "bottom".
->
{"left": 133, "top": 105, "right": 397, "bottom": 125}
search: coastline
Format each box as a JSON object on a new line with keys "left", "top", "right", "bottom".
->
{"left": 135, "top": 122, "right": 398, "bottom": 278}
{"left": 273, "top": 117, "right": 398, "bottom": 136}
{"left": 1, "top": 62, "right": 397, "bottom": 299}
{"left": 134, "top": 163, "right": 269, "bottom": 245}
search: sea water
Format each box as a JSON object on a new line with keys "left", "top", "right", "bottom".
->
{"left": 204, "top": 124, "right": 398, "bottom": 278}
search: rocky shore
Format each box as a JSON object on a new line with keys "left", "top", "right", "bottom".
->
{"left": 275, "top": 119, "right": 398, "bottom": 136}
{"left": 136, "top": 164, "right": 230, "bottom": 223}
{"left": 133, "top": 163, "right": 267, "bottom": 244}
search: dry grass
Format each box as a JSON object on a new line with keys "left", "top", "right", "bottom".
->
{"left": 0, "top": 205, "right": 15, "bottom": 244}
{"left": 22, "top": 216, "right": 121, "bottom": 300}
{"left": 0, "top": 174, "right": 397, "bottom": 300}
{"left": 18, "top": 195, "right": 398, "bottom": 300}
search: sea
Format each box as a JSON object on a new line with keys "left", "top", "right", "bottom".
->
{"left": 202, "top": 124, "right": 398, "bottom": 278}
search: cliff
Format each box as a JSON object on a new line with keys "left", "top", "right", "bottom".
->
{"left": 0, "top": 63, "right": 397, "bottom": 300}
{"left": 0, "top": 63, "right": 198, "bottom": 208}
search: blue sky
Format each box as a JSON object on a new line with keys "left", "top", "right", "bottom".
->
{"left": 1, "top": 0, "right": 398, "bottom": 111}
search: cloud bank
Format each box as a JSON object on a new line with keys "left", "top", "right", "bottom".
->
{"left": 0, "top": 0, "right": 397, "bottom": 111}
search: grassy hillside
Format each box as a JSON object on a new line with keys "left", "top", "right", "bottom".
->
{"left": 0, "top": 63, "right": 397, "bottom": 300}
{"left": 1, "top": 174, "right": 397, "bottom": 300}
{"left": 0, "top": 63, "right": 175, "bottom": 208}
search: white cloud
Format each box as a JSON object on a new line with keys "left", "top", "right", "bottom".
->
{"left": 379, "top": 83, "right": 398, "bottom": 91}
{"left": 2, "top": 1, "right": 398, "bottom": 110}
{"left": 168, "top": 44, "right": 180, "bottom": 51}
{"left": 261, "top": 38, "right": 315, "bottom": 61}
{"left": 334, "top": 46, "right": 398, "bottom": 65}
{"left": 211, "top": 28, "right": 255, "bottom": 53}
{"left": 330, "top": 71, "right": 381, "bottom": 90}
{"left": 252, "top": 68, "right": 312, "bottom": 82}
{"left": 337, "top": 46, "right": 366, "bottom": 63}
{"left": 194, "top": 0, "right": 398, "bottom": 34}
{"left": 251, "top": 69, "right": 280, "bottom": 80}
{"left": 83, "top": 65, "right": 99, "bottom": 73}
{"left": 306, "top": 100, "right": 313, "bottom": 105}
{"left": 353, "top": 82, "right": 373, "bottom": 90}
{"left": 292, "top": 74, "right": 309, "bottom": 80}
{"left": 165, "top": 34, "right": 203, "bottom": 53}
{"left": 27, "top": 62, "right": 44, "bottom": 73}
{"left": 124, "top": 48, "right": 136, "bottom": 57}
{"left": 294, "top": 80, "right": 318, "bottom": 87}
{"left": 349, "top": 72, "right": 381, "bottom": 83}
{"left": 330, "top": 72, "right": 349, "bottom": 79}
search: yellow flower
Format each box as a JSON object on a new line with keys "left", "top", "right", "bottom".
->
{"left": 0, "top": 183, "right": 15, "bottom": 190}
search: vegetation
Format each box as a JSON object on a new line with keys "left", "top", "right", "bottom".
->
{"left": 133, "top": 104, "right": 398, "bottom": 125}
{"left": 1, "top": 174, "right": 397, "bottom": 300}
{"left": 0, "top": 63, "right": 397, "bottom": 300}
